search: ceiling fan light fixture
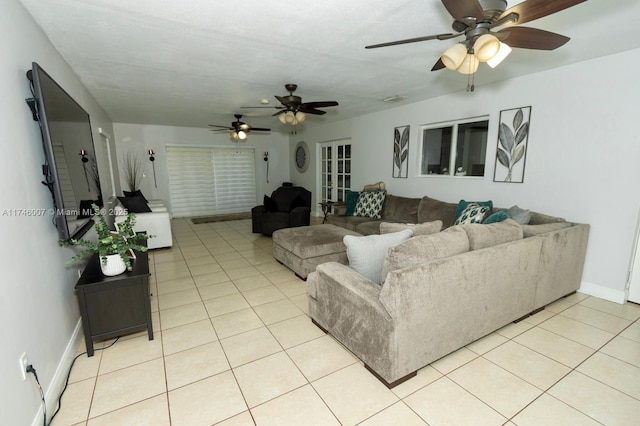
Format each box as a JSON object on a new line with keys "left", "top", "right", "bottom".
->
{"left": 441, "top": 43, "right": 467, "bottom": 70}
{"left": 238, "top": 130, "right": 248, "bottom": 140}
{"left": 295, "top": 111, "right": 306, "bottom": 123}
{"left": 457, "top": 54, "right": 479, "bottom": 75}
{"left": 283, "top": 111, "right": 296, "bottom": 124}
{"left": 474, "top": 34, "right": 501, "bottom": 62}
{"left": 487, "top": 42, "right": 512, "bottom": 68}
{"left": 230, "top": 131, "right": 239, "bottom": 141}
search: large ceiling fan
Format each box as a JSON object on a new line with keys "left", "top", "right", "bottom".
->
{"left": 366, "top": 0, "right": 587, "bottom": 75}
{"left": 244, "top": 84, "right": 339, "bottom": 126}
{"left": 208, "top": 114, "right": 270, "bottom": 141}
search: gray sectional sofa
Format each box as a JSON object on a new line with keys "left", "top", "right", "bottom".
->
{"left": 308, "top": 193, "right": 590, "bottom": 387}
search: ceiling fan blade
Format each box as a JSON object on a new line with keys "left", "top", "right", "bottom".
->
{"left": 208, "top": 124, "right": 233, "bottom": 129}
{"left": 250, "top": 127, "right": 271, "bottom": 132}
{"left": 365, "top": 33, "right": 456, "bottom": 49}
{"left": 301, "top": 101, "right": 338, "bottom": 108}
{"left": 272, "top": 110, "right": 285, "bottom": 117}
{"left": 431, "top": 58, "right": 446, "bottom": 71}
{"left": 441, "top": 0, "right": 484, "bottom": 21}
{"left": 499, "top": 0, "right": 587, "bottom": 26}
{"left": 275, "top": 95, "right": 293, "bottom": 106}
{"left": 498, "top": 27, "right": 569, "bottom": 50}
{"left": 299, "top": 107, "right": 327, "bottom": 115}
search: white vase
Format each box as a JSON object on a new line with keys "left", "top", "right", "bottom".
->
{"left": 101, "top": 254, "right": 127, "bottom": 276}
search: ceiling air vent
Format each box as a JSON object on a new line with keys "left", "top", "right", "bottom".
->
{"left": 382, "top": 95, "right": 407, "bottom": 103}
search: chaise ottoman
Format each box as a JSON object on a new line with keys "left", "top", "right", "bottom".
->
{"left": 272, "top": 224, "right": 361, "bottom": 279}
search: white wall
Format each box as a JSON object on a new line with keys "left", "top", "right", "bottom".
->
{"left": 292, "top": 48, "right": 640, "bottom": 303}
{"left": 113, "top": 123, "right": 291, "bottom": 213}
{"left": 1, "top": 1, "right": 115, "bottom": 424}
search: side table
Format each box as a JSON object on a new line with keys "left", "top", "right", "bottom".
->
{"left": 75, "top": 251, "right": 152, "bottom": 356}
{"left": 319, "top": 201, "right": 346, "bottom": 224}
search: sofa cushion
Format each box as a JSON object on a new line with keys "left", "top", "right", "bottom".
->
{"left": 380, "top": 226, "right": 469, "bottom": 283}
{"left": 344, "top": 229, "right": 413, "bottom": 284}
{"left": 507, "top": 205, "right": 531, "bottom": 225}
{"left": 460, "top": 219, "right": 523, "bottom": 250}
{"left": 417, "top": 196, "right": 458, "bottom": 228}
{"left": 521, "top": 222, "right": 572, "bottom": 237}
{"left": 345, "top": 190, "right": 360, "bottom": 216}
{"left": 355, "top": 220, "right": 384, "bottom": 236}
{"left": 380, "top": 220, "right": 443, "bottom": 236}
{"left": 453, "top": 199, "right": 493, "bottom": 225}
{"left": 483, "top": 210, "right": 510, "bottom": 224}
{"left": 354, "top": 190, "right": 386, "bottom": 219}
{"left": 117, "top": 196, "right": 151, "bottom": 213}
{"left": 453, "top": 203, "right": 490, "bottom": 225}
{"left": 380, "top": 194, "right": 420, "bottom": 223}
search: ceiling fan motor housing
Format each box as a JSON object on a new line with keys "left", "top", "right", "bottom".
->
{"left": 478, "top": 0, "right": 508, "bottom": 21}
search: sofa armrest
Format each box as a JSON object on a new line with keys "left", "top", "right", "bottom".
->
{"left": 251, "top": 205, "right": 267, "bottom": 233}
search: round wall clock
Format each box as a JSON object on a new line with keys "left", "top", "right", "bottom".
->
{"left": 294, "top": 141, "right": 310, "bottom": 173}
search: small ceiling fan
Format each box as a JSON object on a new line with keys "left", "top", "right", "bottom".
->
{"left": 365, "top": 0, "right": 586, "bottom": 74}
{"left": 208, "top": 114, "right": 270, "bottom": 141}
{"left": 244, "top": 84, "right": 339, "bottom": 125}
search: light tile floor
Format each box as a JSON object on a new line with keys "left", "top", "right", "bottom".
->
{"left": 53, "top": 218, "right": 640, "bottom": 425}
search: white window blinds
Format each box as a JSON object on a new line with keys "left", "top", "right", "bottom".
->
{"left": 167, "top": 146, "right": 256, "bottom": 218}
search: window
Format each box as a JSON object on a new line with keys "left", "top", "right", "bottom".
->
{"left": 420, "top": 117, "right": 489, "bottom": 177}
{"left": 166, "top": 146, "right": 256, "bottom": 218}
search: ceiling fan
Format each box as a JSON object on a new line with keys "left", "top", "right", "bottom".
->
{"left": 244, "top": 84, "right": 339, "bottom": 126}
{"left": 365, "top": 0, "right": 586, "bottom": 75}
{"left": 208, "top": 114, "right": 270, "bottom": 141}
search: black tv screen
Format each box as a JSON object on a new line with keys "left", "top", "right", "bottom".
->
{"left": 28, "top": 62, "right": 102, "bottom": 240}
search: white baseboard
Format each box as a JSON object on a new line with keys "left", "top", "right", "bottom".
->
{"left": 578, "top": 280, "right": 627, "bottom": 305}
{"left": 31, "top": 319, "right": 83, "bottom": 426}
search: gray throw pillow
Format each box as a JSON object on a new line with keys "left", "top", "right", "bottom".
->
{"left": 344, "top": 229, "right": 413, "bottom": 284}
{"left": 507, "top": 205, "right": 531, "bottom": 225}
{"left": 379, "top": 221, "right": 443, "bottom": 236}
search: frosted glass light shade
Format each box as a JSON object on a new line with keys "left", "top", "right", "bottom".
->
{"left": 278, "top": 113, "right": 287, "bottom": 124}
{"left": 474, "top": 34, "right": 500, "bottom": 62}
{"left": 238, "top": 130, "right": 247, "bottom": 140}
{"left": 487, "top": 42, "right": 512, "bottom": 68}
{"left": 284, "top": 111, "right": 296, "bottom": 124}
{"left": 441, "top": 43, "right": 467, "bottom": 70}
{"left": 295, "top": 111, "right": 306, "bottom": 123}
{"left": 458, "top": 54, "right": 479, "bottom": 74}
{"left": 230, "top": 131, "right": 239, "bottom": 141}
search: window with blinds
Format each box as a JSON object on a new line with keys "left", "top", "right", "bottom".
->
{"left": 166, "top": 146, "right": 256, "bottom": 218}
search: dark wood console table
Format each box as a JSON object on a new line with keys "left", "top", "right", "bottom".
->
{"left": 75, "top": 251, "right": 152, "bottom": 356}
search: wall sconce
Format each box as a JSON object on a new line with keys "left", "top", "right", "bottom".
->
{"left": 148, "top": 149, "right": 157, "bottom": 188}
{"left": 79, "top": 149, "right": 90, "bottom": 191}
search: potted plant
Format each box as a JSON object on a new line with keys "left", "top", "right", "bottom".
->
{"left": 61, "top": 204, "right": 150, "bottom": 276}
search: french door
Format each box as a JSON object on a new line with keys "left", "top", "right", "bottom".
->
{"left": 318, "top": 139, "right": 352, "bottom": 210}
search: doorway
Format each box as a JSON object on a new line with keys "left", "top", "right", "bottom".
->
{"left": 317, "top": 139, "right": 352, "bottom": 214}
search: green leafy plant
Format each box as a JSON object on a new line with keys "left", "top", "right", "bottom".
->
{"left": 497, "top": 108, "right": 529, "bottom": 182}
{"left": 60, "top": 204, "right": 150, "bottom": 271}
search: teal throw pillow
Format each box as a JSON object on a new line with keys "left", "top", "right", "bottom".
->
{"left": 483, "top": 210, "right": 510, "bottom": 224}
{"left": 344, "top": 190, "right": 360, "bottom": 216}
{"left": 453, "top": 199, "right": 493, "bottom": 225}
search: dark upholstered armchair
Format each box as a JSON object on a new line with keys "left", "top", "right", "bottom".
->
{"left": 252, "top": 186, "right": 312, "bottom": 236}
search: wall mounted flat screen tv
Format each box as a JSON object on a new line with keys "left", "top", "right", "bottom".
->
{"left": 27, "top": 62, "right": 103, "bottom": 241}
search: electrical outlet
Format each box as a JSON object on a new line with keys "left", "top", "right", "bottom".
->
{"left": 19, "top": 353, "right": 28, "bottom": 381}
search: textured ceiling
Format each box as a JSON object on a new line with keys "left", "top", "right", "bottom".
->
{"left": 19, "top": 0, "right": 640, "bottom": 132}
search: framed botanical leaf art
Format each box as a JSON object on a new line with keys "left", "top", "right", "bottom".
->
{"left": 494, "top": 106, "right": 531, "bottom": 183}
{"left": 393, "top": 125, "right": 409, "bottom": 178}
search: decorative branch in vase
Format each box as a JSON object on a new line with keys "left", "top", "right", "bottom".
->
{"left": 121, "top": 151, "right": 144, "bottom": 192}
